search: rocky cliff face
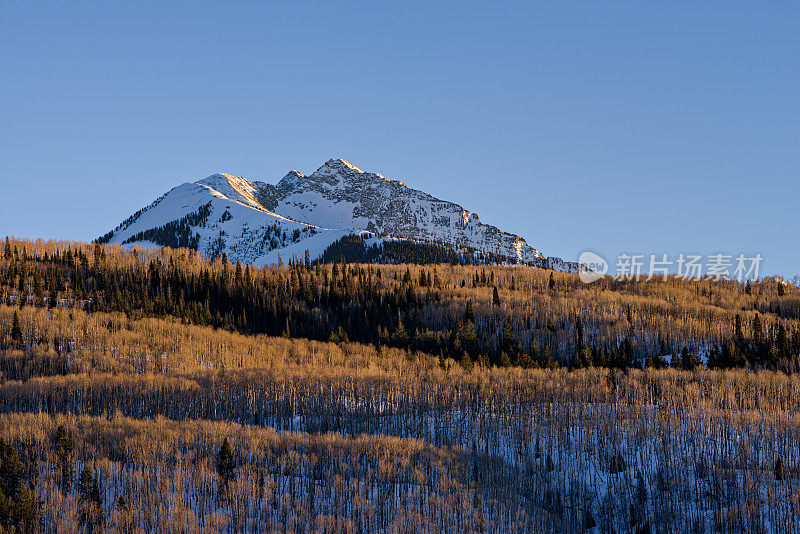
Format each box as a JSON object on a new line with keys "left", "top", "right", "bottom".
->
{"left": 99, "top": 158, "right": 576, "bottom": 269}
{"left": 254, "top": 159, "right": 545, "bottom": 263}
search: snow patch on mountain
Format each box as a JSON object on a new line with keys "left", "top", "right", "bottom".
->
{"left": 259, "top": 159, "right": 546, "bottom": 263}
{"left": 197, "top": 173, "right": 265, "bottom": 210}
{"left": 100, "top": 159, "right": 576, "bottom": 269}
{"left": 100, "top": 177, "right": 348, "bottom": 266}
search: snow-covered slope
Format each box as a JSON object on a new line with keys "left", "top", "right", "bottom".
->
{"left": 98, "top": 176, "right": 351, "bottom": 266}
{"left": 255, "top": 159, "right": 545, "bottom": 263}
{"left": 197, "top": 173, "right": 264, "bottom": 210}
{"left": 100, "top": 159, "right": 572, "bottom": 268}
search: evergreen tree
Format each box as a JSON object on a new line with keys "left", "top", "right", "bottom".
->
{"left": 463, "top": 300, "right": 474, "bottom": 324}
{"left": 575, "top": 317, "right": 584, "bottom": 347}
{"left": 499, "top": 317, "right": 523, "bottom": 365}
{"left": 0, "top": 441, "right": 22, "bottom": 500}
{"left": 459, "top": 352, "right": 474, "bottom": 373}
{"left": 216, "top": 438, "right": 235, "bottom": 487}
{"left": 12, "top": 486, "right": 37, "bottom": 533}
{"left": 78, "top": 467, "right": 92, "bottom": 500}
{"left": 391, "top": 312, "right": 408, "bottom": 345}
{"left": 777, "top": 324, "right": 790, "bottom": 361}
{"left": 752, "top": 314, "right": 763, "bottom": 344}
{"left": 458, "top": 318, "right": 478, "bottom": 356}
{"left": 10, "top": 312, "right": 22, "bottom": 342}
{"left": 573, "top": 317, "right": 592, "bottom": 368}
{"left": 527, "top": 338, "right": 540, "bottom": 367}
{"left": 492, "top": 286, "right": 500, "bottom": 307}
{"left": 0, "top": 485, "right": 8, "bottom": 526}
{"left": 0, "top": 440, "right": 38, "bottom": 532}
{"left": 540, "top": 344, "right": 557, "bottom": 369}
{"left": 233, "top": 262, "right": 243, "bottom": 290}
{"left": 32, "top": 268, "right": 43, "bottom": 300}
{"left": 775, "top": 457, "right": 786, "bottom": 481}
{"left": 54, "top": 425, "right": 74, "bottom": 494}
{"left": 679, "top": 346, "right": 701, "bottom": 370}
{"left": 78, "top": 466, "right": 102, "bottom": 529}
{"left": 517, "top": 349, "right": 534, "bottom": 369}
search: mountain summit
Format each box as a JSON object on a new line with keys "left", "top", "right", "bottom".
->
{"left": 98, "top": 159, "right": 572, "bottom": 269}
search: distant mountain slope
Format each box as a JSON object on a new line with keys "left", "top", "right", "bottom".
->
{"left": 99, "top": 159, "right": 575, "bottom": 269}
{"left": 255, "top": 159, "right": 545, "bottom": 263}
{"left": 97, "top": 175, "right": 352, "bottom": 266}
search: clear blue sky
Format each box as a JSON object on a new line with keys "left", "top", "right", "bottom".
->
{"left": 1, "top": 2, "right": 798, "bottom": 277}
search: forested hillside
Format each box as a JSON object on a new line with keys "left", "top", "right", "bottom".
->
{"left": 2, "top": 237, "right": 799, "bottom": 372}
{"left": 1, "top": 238, "right": 800, "bottom": 531}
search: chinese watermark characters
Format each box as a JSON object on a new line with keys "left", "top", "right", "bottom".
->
{"left": 578, "top": 251, "right": 762, "bottom": 284}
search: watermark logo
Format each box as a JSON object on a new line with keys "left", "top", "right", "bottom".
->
{"left": 577, "top": 251, "right": 763, "bottom": 284}
{"left": 578, "top": 251, "right": 608, "bottom": 284}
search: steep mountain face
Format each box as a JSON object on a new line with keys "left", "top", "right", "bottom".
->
{"left": 99, "top": 159, "right": 573, "bottom": 269}
{"left": 255, "top": 159, "right": 545, "bottom": 263}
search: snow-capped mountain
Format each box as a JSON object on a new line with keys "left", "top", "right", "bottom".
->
{"left": 254, "top": 159, "right": 547, "bottom": 262}
{"left": 99, "top": 158, "right": 574, "bottom": 269}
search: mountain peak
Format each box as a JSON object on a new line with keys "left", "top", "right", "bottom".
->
{"left": 316, "top": 158, "right": 363, "bottom": 175}
{"left": 100, "top": 157, "right": 563, "bottom": 268}
{"left": 304, "top": 158, "right": 365, "bottom": 186}
{"left": 197, "top": 172, "right": 242, "bottom": 185}
{"left": 197, "top": 173, "right": 262, "bottom": 209}
{"left": 277, "top": 170, "right": 306, "bottom": 191}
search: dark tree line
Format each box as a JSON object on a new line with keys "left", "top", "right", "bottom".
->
{"left": 0, "top": 439, "right": 38, "bottom": 532}
{"left": 121, "top": 202, "right": 212, "bottom": 250}
{"left": 319, "top": 233, "right": 522, "bottom": 266}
